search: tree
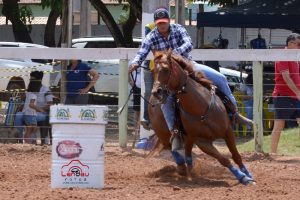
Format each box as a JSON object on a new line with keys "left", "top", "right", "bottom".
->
{"left": 89, "top": 0, "right": 142, "bottom": 47}
{"left": 41, "top": 0, "right": 62, "bottom": 47}
{"left": 3, "top": 0, "right": 141, "bottom": 47}
{"left": 2, "top": 0, "right": 33, "bottom": 43}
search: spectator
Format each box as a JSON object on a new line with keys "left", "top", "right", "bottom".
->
{"left": 23, "top": 77, "right": 40, "bottom": 143}
{"left": 65, "top": 60, "right": 99, "bottom": 105}
{"left": 240, "top": 73, "right": 253, "bottom": 136}
{"left": 271, "top": 33, "right": 300, "bottom": 153}
{"left": 128, "top": 65, "right": 141, "bottom": 136}
{"left": 140, "top": 22, "right": 155, "bottom": 131}
{"left": 14, "top": 71, "right": 53, "bottom": 145}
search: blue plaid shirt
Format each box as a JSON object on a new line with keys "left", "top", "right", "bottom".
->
{"left": 132, "top": 24, "right": 193, "bottom": 66}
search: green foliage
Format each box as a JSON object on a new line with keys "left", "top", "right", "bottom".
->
{"left": 117, "top": 4, "right": 130, "bottom": 24}
{"left": 41, "top": 0, "right": 62, "bottom": 12}
{"left": 237, "top": 128, "right": 300, "bottom": 155}
{"left": 19, "top": 6, "right": 34, "bottom": 33}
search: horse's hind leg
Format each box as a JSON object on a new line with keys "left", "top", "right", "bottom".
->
{"left": 224, "top": 129, "right": 253, "bottom": 179}
{"left": 195, "top": 139, "right": 253, "bottom": 185}
{"left": 196, "top": 140, "right": 231, "bottom": 168}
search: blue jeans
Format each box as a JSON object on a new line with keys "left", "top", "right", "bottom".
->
{"left": 244, "top": 100, "right": 253, "bottom": 120}
{"left": 15, "top": 112, "right": 48, "bottom": 139}
{"left": 161, "top": 62, "right": 238, "bottom": 131}
{"left": 192, "top": 62, "right": 237, "bottom": 108}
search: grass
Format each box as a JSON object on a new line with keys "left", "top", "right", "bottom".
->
{"left": 237, "top": 128, "right": 300, "bottom": 156}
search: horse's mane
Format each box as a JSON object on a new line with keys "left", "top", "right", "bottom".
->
{"left": 170, "top": 54, "right": 212, "bottom": 90}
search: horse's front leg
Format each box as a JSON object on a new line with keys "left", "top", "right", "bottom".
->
{"left": 184, "top": 138, "right": 194, "bottom": 181}
{"left": 171, "top": 150, "right": 187, "bottom": 176}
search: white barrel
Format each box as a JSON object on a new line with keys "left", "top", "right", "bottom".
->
{"left": 51, "top": 160, "right": 104, "bottom": 188}
{"left": 50, "top": 105, "right": 107, "bottom": 189}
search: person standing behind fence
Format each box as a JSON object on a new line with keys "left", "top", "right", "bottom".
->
{"left": 240, "top": 73, "right": 253, "bottom": 136}
{"left": 65, "top": 60, "right": 99, "bottom": 105}
{"left": 271, "top": 33, "right": 300, "bottom": 154}
{"left": 128, "top": 65, "right": 141, "bottom": 136}
{"left": 140, "top": 22, "right": 156, "bottom": 130}
{"left": 22, "top": 77, "right": 41, "bottom": 143}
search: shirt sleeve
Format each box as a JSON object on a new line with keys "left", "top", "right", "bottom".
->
{"left": 81, "top": 63, "right": 92, "bottom": 75}
{"left": 44, "top": 87, "right": 53, "bottom": 102}
{"left": 28, "top": 93, "right": 37, "bottom": 101}
{"left": 173, "top": 25, "right": 193, "bottom": 55}
{"left": 131, "top": 36, "right": 152, "bottom": 66}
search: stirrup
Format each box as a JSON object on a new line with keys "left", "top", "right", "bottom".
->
{"left": 169, "top": 129, "right": 179, "bottom": 143}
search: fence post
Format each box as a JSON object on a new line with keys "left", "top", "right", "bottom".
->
{"left": 253, "top": 61, "right": 264, "bottom": 152}
{"left": 118, "top": 59, "right": 129, "bottom": 147}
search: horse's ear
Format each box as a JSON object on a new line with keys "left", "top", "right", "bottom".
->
{"left": 154, "top": 51, "right": 163, "bottom": 63}
{"left": 153, "top": 51, "right": 161, "bottom": 58}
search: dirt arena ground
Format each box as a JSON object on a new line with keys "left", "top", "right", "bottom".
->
{"left": 0, "top": 144, "right": 299, "bottom": 200}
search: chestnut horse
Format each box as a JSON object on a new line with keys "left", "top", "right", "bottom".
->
{"left": 151, "top": 50, "right": 255, "bottom": 185}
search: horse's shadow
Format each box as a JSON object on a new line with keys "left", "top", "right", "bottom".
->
{"left": 147, "top": 164, "right": 234, "bottom": 188}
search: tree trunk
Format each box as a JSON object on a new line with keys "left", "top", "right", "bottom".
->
{"left": 44, "top": 9, "right": 61, "bottom": 47}
{"left": 2, "top": 0, "right": 32, "bottom": 43}
{"left": 122, "top": 6, "right": 137, "bottom": 47}
{"left": 127, "top": 0, "right": 142, "bottom": 21}
{"left": 89, "top": 0, "right": 125, "bottom": 47}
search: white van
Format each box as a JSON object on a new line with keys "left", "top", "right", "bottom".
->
{"left": 0, "top": 42, "right": 54, "bottom": 101}
{"left": 219, "top": 67, "right": 247, "bottom": 89}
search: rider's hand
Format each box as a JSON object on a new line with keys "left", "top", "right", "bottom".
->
{"left": 129, "top": 63, "right": 139, "bottom": 73}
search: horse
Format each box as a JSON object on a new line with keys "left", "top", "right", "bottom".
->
{"left": 147, "top": 68, "right": 189, "bottom": 176}
{"left": 151, "top": 50, "right": 255, "bottom": 185}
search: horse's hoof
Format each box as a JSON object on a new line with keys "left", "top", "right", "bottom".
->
{"left": 177, "top": 164, "right": 187, "bottom": 176}
{"left": 241, "top": 176, "right": 256, "bottom": 186}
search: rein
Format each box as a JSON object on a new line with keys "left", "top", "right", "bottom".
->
{"left": 165, "top": 57, "right": 188, "bottom": 94}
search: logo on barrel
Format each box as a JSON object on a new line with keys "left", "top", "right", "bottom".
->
{"left": 56, "top": 140, "right": 82, "bottom": 159}
{"left": 79, "top": 109, "right": 96, "bottom": 121}
{"left": 61, "top": 160, "right": 89, "bottom": 184}
{"left": 56, "top": 108, "right": 71, "bottom": 120}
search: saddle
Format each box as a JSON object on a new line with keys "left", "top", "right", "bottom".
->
{"left": 171, "top": 54, "right": 236, "bottom": 116}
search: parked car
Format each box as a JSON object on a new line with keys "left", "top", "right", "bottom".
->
{"left": 0, "top": 42, "right": 54, "bottom": 101}
{"left": 219, "top": 67, "right": 247, "bottom": 91}
{"left": 70, "top": 37, "right": 142, "bottom": 104}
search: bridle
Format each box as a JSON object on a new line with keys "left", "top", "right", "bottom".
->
{"left": 157, "top": 56, "right": 188, "bottom": 95}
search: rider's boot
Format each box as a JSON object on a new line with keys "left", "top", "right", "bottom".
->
{"left": 234, "top": 112, "right": 253, "bottom": 126}
{"left": 221, "top": 94, "right": 253, "bottom": 126}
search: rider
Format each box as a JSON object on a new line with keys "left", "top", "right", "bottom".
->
{"left": 129, "top": 7, "right": 252, "bottom": 150}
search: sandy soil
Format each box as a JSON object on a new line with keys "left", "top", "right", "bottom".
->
{"left": 0, "top": 143, "right": 300, "bottom": 200}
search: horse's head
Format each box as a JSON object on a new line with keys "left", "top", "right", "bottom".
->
{"left": 154, "top": 49, "right": 173, "bottom": 85}
{"left": 150, "top": 50, "right": 174, "bottom": 103}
